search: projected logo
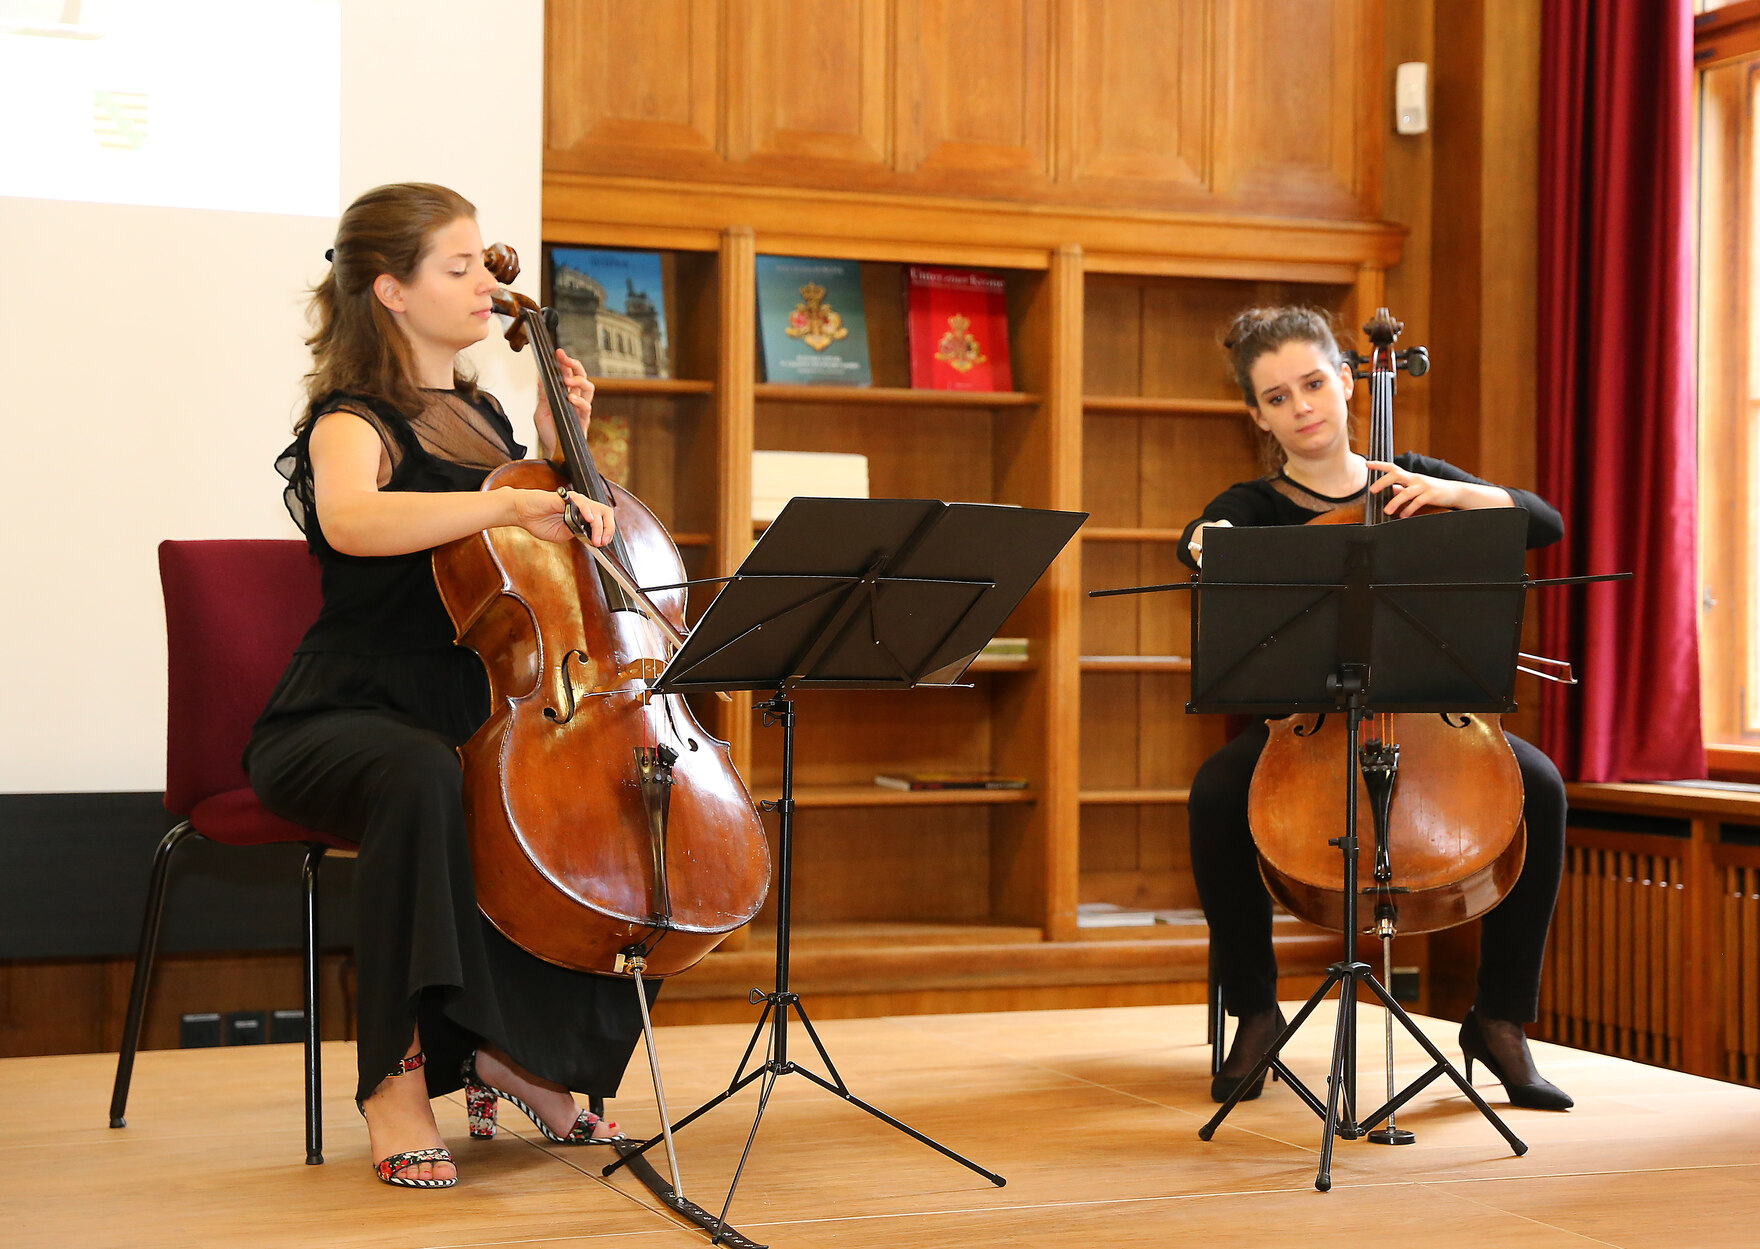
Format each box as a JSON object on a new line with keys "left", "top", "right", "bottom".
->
{"left": 92, "top": 90, "right": 145, "bottom": 151}
{"left": 0, "top": 1, "right": 338, "bottom": 217}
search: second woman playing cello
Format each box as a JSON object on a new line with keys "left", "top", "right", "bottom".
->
{"left": 1182, "top": 306, "right": 1573, "bottom": 1113}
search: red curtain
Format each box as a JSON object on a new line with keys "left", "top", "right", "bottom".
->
{"left": 1536, "top": 0, "right": 1703, "bottom": 781}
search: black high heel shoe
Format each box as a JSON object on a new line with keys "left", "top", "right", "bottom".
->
{"left": 1459, "top": 1010, "right": 1573, "bottom": 1111}
{"left": 1210, "top": 1009, "right": 1286, "bottom": 1103}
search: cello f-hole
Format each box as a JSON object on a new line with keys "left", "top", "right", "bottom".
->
{"left": 544, "top": 650, "right": 593, "bottom": 724}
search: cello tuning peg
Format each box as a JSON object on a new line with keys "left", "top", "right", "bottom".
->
{"left": 1398, "top": 347, "right": 1430, "bottom": 377}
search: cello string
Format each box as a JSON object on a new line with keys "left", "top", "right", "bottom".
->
{"left": 529, "top": 308, "right": 671, "bottom": 755}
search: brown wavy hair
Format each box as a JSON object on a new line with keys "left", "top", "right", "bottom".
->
{"left": 300, "top": 182, "right": 480, "bottom": 427}
{"left": 1220, "top": 306, "right": 1349, "bottom": 469}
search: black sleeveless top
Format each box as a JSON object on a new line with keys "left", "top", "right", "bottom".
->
{"left": 250, "top": 388, "right": 526, "bottom": 741}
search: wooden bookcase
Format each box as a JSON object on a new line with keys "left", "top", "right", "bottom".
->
{"left": 1076, "top": 276, "right": 1355, "bottom": 929}
{"left": 543, "top": 179, "right": 1402, "bottom": 1017}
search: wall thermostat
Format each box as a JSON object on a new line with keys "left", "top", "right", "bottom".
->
{"left": 1396, "top": 61, "right": 1429, "bottom": 135}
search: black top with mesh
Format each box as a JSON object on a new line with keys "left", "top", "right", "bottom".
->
{"left": 276, "top": 388, "right": 526, "bottom": 655}
{"left": 251, "top": 388, "right": 528, "bottom": 741}
{"left": 1176, "top": 451, "right": 1564, "bottom": 571}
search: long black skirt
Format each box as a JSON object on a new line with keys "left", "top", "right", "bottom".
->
{"left": 246, "top": 647, "right": 654, "bottom": 1105}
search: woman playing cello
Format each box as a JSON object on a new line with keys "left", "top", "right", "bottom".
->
{"left": 1182, "top": 306, "right": 1573, "bottom": 1112}
{"left": 246, "top": 182, "right": 645, "bottom": 1188}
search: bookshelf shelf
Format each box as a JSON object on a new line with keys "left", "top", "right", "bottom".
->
{"left": 588, "top": 377, "right": 715, "bottom": 396}
{"left": 755, "top": 384, "right": 1040, "bottom": 407}
{"left": 1080, "top": 656, "right": 1191, "bottom": 673}
{"left": 1079, "top": 788, "right": 1192, "bottom": 805}
{"left": 1082, "top": 527, "right": 1189, "bottom": 543}
{"left": 1082, "top": 395, "right": 1242, "bottom": 417}
{"left": 968, "top": 655, "right": 1038, "bottom": 673}
{"left": 789, "top": 784, "right": 1037, "bottom": 808}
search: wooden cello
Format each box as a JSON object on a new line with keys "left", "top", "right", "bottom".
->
{"left": 1245, "top": 309, "right": 1526, "bottom": 936}
{"left": 432, "top": 243, "right": 770, "bottom": 976}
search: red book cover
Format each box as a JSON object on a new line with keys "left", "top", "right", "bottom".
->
{"left": 905, "top": 266, "right": 1013, "bottom": 391}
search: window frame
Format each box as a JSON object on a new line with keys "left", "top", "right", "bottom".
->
{"left": 1698, "top": 1, "right": 1760, "bottom": 777}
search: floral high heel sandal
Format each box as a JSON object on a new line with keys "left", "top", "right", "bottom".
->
{"left": 358, "top": 1051, "right": 457, "bottom": 1189}
{"left": 461, "top": 1050, "right": 623, "bottom": 1145}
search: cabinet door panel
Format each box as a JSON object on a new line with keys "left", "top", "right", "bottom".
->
{"left": 547, "top": 0, "right": 722, "bottom": 168}
{"left": 902, "top": 0, "right": 1052, "bottom": 188}
{"left": 729, "top": 0, "right": 892, "bottom": 169}
{"left": 1065, "top": 0, "right": 1214, "bottom": 193}
{"left": 1216, "top": 0, "right": 1379, "bottom": 215}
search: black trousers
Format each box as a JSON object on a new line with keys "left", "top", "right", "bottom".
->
{"left": 1188, "top": 721, "right": 1567, "bottom": 1023}
{"left": 247, "top": 706, "right": 653, "bottom": 1105}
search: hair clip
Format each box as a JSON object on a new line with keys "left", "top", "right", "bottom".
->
{"left": 325, "top": 248, "right": 335, "bottom": 262}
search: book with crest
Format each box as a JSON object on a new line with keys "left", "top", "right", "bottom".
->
{"left": 755, "top": 255, "right": 871, "bottom": 386}
{"left": 904, "top": 265, "right": 1013, "bottom": 392}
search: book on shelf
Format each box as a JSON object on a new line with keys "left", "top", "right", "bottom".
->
{"left": 873, "top": 772, "right": 1029, "bottom": 792}
{"left": 756, "top": 255, "right": 871, "bottom": 386}
{"left": 1151, "top": 907, "right": 1207, "bottom": 925}
{"left": 1076, "top": 903, "right": 1208, "bottom": 929}
{"left": 1076, "top": 902, "right": 1159, "bottom": 928}
{"left": 904, "top": 265, "right": 1013, "bottom": 392}
{"left": 588, "top": 412, "right": 631, "bottom": 487}
{"left": 546, "top": 246, "right": 670, "bottom": 379}
{"left": 751, "top": 450, "right": 869, "bottom": 523}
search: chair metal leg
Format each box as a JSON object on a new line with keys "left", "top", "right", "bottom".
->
{"left": 109, "top": 822, "right": 200, "bottom": 1129}
{"left": 302, "top": 844, "right": 327, "bottom": 1165}
{"left": 1208, "top": 943, "right": 1225, "bottom": 1078}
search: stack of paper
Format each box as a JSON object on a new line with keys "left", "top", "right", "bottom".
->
{"left": 752, "top": 450, "right": 869, "bottom": 523}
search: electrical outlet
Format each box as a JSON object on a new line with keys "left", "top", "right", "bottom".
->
{"left": 269, "top": 1009, "right": 306, "bottom": 1044}
{"left": 225, "top": 1010, "right": 268, "bottom": 1045}
{"left": 1391, "top": 966, "right": 1421, "bottom": 1003}
{"left": 180, "top": 1012, "right": 222, "bottom": 1048}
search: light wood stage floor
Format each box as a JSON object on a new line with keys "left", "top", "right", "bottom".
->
{"left": 12, "top": 1002, "right": 1756, "bottom": 1248}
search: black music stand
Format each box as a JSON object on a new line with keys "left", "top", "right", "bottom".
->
{"left": 603, "top": 496, "right": 1085, "bottom": 1244}
{"left": 1122, "top": 509, "right": 1537, "bottom": 1190}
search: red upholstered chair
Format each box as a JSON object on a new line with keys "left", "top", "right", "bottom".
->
{"left": 108, "top": 539, "right": 355, "bottom": 1165}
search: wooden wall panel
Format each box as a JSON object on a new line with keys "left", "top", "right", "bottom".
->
{"left": 1, "top": 952, "right": 356, "bottom": 1059}
{"left": 547, "top": 0, "right": 1391, "bottom": 221}
{"left": 1078, "top": 805, "right": 1196, "bottom": 909}
{"left": 762, "top": 808, "right": 994, "bottom": 922}
{"left": 1139, "top": 279, "right": 1253, "bottom": 400}
{"left": 1064, "top": 0, "right": 1214, "bottom": 195}
{"left": 728, "top": 0, "right": 892, "bottom": 169}
{"left": 546, "top": 0, "right": 722, "bottom": 172}
{"left": 900, "top": 0, "right": 1052, "bottom": 188}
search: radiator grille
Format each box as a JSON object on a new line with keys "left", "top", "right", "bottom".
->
{"left": 1538, "top": 843, "right": 1684, "bottom": 1067}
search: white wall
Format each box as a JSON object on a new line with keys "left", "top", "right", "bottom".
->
{"left": 0, "top": 1, "right": 545, "bottom": 792}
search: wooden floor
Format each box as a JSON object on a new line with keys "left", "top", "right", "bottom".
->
{"left": 12, "top": 1002, "right": 1757, "bottom": 1248}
